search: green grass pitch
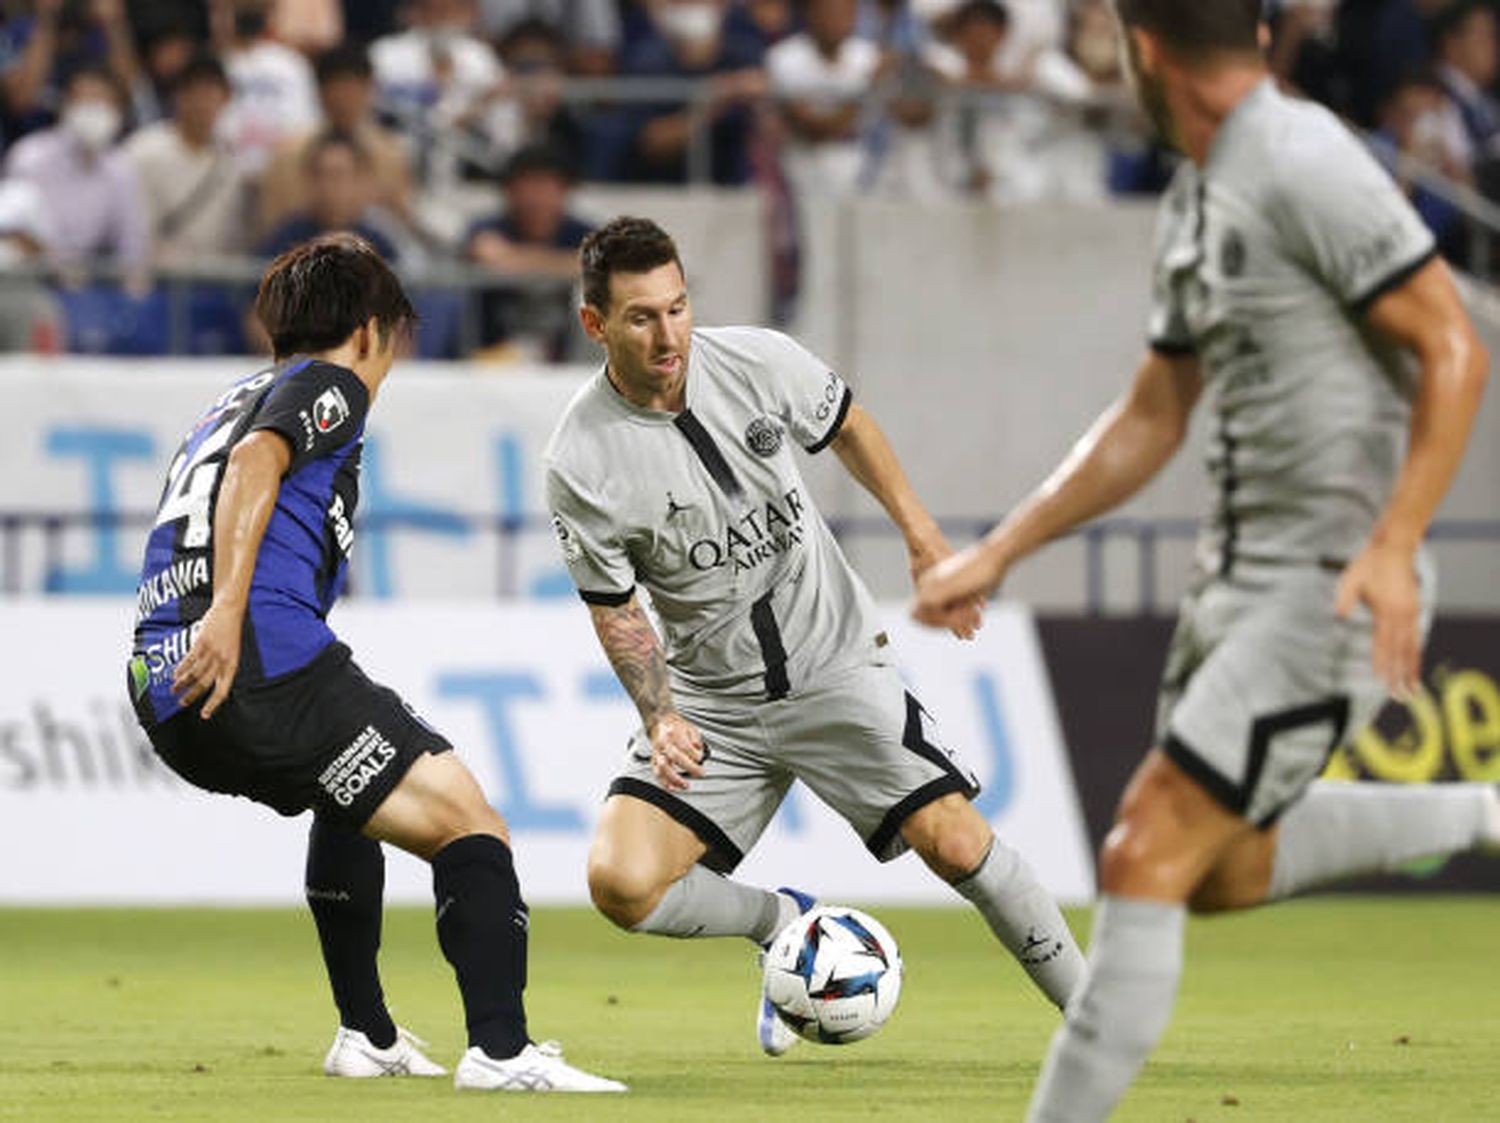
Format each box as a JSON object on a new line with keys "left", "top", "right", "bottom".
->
{"left": 1, "top": 899, "right": 1495, "bottom": 1121}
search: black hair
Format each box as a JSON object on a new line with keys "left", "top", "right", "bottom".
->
{"left": 499, "top": 17, "right": 566, "bottom": 56}
{"left": 172, "top": 52, "right": 230, "bottom": 94}
{"left": 314, "top": 43, "right": 375, "bottom": 86}
{"left": 950, "top": 0, "right": 1010, "bottom": 31}
{"left": 1434, "top": 0, "right": 1493, "bottom": 47}
{"left": 1114, "top": 0, "right": 1261, "bottom": 56}
{"left": 499, "top": 143, "right": 576, "bottom": 186}
{"left": 255, "top": 233, "right": 416, "bottom": 358}
{"left": 579, "top": 216, "right": 683, "bottom": 312}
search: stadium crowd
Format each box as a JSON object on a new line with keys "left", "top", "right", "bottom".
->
{"left": 0, "top": 0, "right": 1497, "bottom": 356}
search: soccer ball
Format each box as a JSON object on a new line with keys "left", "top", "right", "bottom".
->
{"left": 762, "top": 906, "right": 903, "bottom": 1045}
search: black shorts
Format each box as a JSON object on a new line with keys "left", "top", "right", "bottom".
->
{"left": 132, "top": 642, "right": 452, "bottom": 829}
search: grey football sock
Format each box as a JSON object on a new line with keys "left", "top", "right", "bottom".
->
{"left": 953, "top": 839, "right": 1085, "bottom": 1009}
{"left": 1026, "top": 895, "right": 1186, "bottom": 1123}
{"left": 1268, "top": 781, "right": 1497, "bottom": 900}
{"left": 631, "top": 865, "right": 786, "bottom": 942}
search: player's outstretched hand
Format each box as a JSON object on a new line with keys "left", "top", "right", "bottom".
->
{"left": 648, "top": 712, "right": 706, "bottom": 792}
{"left": 1335, "top": 542, "right": 1422, "bottom": 697}
{"left": 912, "top": 544, "right": 1003, "bottom": 635}
{"left": 171, "top": 602, "right": 243, "bottom": 720}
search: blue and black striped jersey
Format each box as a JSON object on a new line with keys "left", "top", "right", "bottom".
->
{"left": 130, "top": 358, "right": 369, "bottom": 723}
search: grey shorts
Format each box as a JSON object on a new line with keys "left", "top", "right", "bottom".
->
{"left": 607, "top": 658, "right": 981, "bottom": 872}
{"left": 1156, "top": 561, "right": 1430, "bottom": 826}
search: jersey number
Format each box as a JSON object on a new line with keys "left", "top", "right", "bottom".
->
{"left": 156, "top": 418, "right": 237, "bottom": 548}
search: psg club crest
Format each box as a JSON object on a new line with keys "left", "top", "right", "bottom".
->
{"left": 313, "top": 387, "right": 350, "bottom": 434}
{"left": 745, "top": 416, "right": 784, "bottom": 458}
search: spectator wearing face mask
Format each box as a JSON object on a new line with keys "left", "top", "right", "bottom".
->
{"left": 0, "top": 0, "right": 145, "bottom": 144}
{"left": 126, "top": 53, "right": 248, "bottom": 263}
{"left": 4, "top": 63, "right": 150, "bottom": 278}
{"left": 614, "top": 0, "right": 768, "bottom": 185}
{"left": 212, "top": 0, "right": 320, "bottom": 176}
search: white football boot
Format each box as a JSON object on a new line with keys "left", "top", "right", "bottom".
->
{"left": 758, "top": 887, "right": 816, "bottom": 1057}
{"left": 453, "top": 1041, "right": 627, "bottom": 1093}
{"left": 323, "top": 1026, "right": 447, "bottom": 1077}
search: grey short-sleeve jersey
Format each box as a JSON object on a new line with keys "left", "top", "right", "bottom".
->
{"left": 544, "top": 326, "right": 881, "bottom": 701}
{"left": 1148, "top": 80, "right": 1437, "bottom": 572}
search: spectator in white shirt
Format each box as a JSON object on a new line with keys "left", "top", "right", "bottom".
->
{"left": 767, "top": 0, "right": 881, "bottom": 197}
{"left": 371, "top": 0, "right": 517, "bottom": 194}
{"left": 215, "top": 0, "right": 320, "bottom": 176}
{"left": 929, "top": 0, "right": 1099, "bottom": 204}
{"left": 0, "top": 177, "right": 61, "bottom": 351}
{"left": 126, "top": 54, "right": 249, "bottom": 263}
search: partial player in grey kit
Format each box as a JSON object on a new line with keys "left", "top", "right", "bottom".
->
{"left": 916, "top": 2, "right": 1498, "bottom": 1119}
{"left": 545, "top": 216, "right": 1085, "bottom": 1056}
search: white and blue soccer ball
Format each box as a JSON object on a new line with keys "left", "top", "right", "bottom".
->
{"left": 762, "top": 906, "right": 903, "bottom": 1044}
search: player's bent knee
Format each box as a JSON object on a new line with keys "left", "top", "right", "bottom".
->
{"left": 586, "top": 851, "right": 666, "bottom": 930}
{"left": 1097, "top": 819, "right": 1179, "bottom": 897}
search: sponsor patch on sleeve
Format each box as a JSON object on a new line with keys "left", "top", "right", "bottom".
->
{"left": 313, "top": 386, "right": 350, "bottom": 435}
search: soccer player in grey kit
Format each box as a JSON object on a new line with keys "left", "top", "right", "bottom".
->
{"left": 916, "top": 2, "right": 1499, "bottom": 1118}
{"left": 545, "top": 216, "right": 1084, "bottom": 1056}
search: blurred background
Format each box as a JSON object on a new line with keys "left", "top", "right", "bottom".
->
{"left": 0, "top": 0, "right": 1496, "bottom": 905}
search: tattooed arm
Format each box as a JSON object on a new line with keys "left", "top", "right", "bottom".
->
{"left": 588, "top": 595, "right": 704, "bottom": 792}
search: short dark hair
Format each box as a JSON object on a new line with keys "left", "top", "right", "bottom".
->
{"left": 1114, "top": 0, "right": 1261, "bottom": 56}
{"left": 498, "top": 17, "right": 566, "bottom": 58}
{"left": 255, "top": 233, "right": 417, "bottom": 358}
{"left": 950, "top": 0, "right": 1010, "bottom": 31}
{"left": 580, "top": 217, "right": 683, "bottom": 312}
{"left": 500, "top": 143, "right": 576, "bottom": 186}
{"left": 314, "top": 43, "right": 374, "bottom": 85}
{"left": 1434, "top": 0, "right": 1493, "bottom": 47}
{"left": 172, "top": 52, "right": 229, "bottom": 95}
{"left": 303, "top": 128, "right": 372, "bottom": 173}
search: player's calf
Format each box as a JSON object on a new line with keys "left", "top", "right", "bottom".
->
{"left": 903, "top": 793, "right": 1084, "bottom": 1010}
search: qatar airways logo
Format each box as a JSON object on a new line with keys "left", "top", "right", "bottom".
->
{"left": 687, "top": 488, "right": 806, "bottom": 573}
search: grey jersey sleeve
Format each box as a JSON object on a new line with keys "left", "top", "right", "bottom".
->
{"left": 753, "top": 329, "right": 854, "bottom": 452}
{"left": 545, "top": 464, "right": 635, "bottom": 605}
{"left": 1147, "top": 172, "right": 1197, "bottom": 356}
{"left": 1273, "top": 126, "right": 1437, "bottom": 312}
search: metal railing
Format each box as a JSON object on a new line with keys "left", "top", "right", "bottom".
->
{"left": 5, "top": 509, "right": 1498, "bottom": 614}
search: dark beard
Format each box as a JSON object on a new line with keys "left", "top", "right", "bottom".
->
{"left": 1124, "top": 33, "right": 1181, "bottom": 151}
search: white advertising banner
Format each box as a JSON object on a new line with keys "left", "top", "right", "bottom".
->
{"left": 0, "top": 599, "right": 1094, "bottom": 905}
{"left": 0, "top": 358, "right": 591, "bottom": 599}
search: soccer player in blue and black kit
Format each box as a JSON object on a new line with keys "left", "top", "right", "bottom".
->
{"left": 127, "top": 234, "right": 623, "bottom": 1094}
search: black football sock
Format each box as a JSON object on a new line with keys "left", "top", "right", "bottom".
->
{"left": 305, "top": 816, "right": 396, "bottom": 1049}
{"left": 432, "top": 833, "right": 530, "bottom": 1060}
